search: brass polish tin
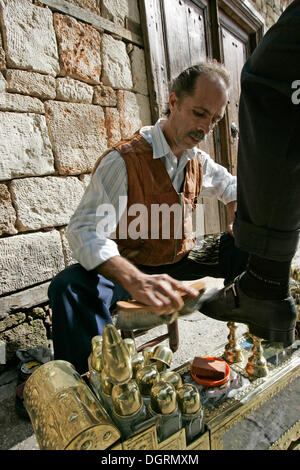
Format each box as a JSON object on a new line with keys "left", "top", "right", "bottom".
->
{"left": 23, "top": 360, "right": 120, "bottom": 450}
{"left": 159, "top": 371, "right": 183, "bottom": 390}
{"left": 150, "top": 381, "right": 177, "bottom": 415}
{"left": 112, "top": 380, "right": 143, "bottom": 417}
{"left": 102, "top": 324, "right": 132, "bottom": 384}
{"left": 176, "top": 384, "right": 201, "bottom": 415}
{"left": 136, "top": 365, "right": 160, "bottom": 397}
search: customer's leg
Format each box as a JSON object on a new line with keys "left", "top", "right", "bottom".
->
{"left": 234, "top": 0, "right": 300, "bottom": 261}
{"left": 48, "top": 264, "right": 130, "bottom": 374}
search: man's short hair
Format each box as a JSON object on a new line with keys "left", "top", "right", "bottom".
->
{"left": 165, "top": 60, "right": 231, "bottom": 115}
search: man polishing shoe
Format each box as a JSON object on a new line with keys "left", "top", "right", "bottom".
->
{"left": 199, "top": 274, "right": 297, "bottom": 346}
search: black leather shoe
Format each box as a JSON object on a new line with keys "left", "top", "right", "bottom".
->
{"left": 198, "top": 276, "right": 297, "bottom": 346}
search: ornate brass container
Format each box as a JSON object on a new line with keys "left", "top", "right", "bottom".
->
{"left": 159, "top": 371, "right": 183, "bottom": 390}
{"left": 150, "top": 345, "right": 173, "bottom": 371}
{"left": 23, "top": 360, "right": 120, "bottom": 450}
{"left": 102, "top": 324, "right": 132, "bottom": 384}
{"left": 136, "top": 365, "right": 160, "bottom": 397}
{"left": 131, "top": 353, "right": 145, "bottom": 379}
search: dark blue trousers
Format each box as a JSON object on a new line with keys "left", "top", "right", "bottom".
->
{"left": 49, "top": 233, "right": 248, "bottom": 374}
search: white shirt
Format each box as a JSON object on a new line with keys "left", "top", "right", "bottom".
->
{"left": 66, "top": 118, "right": 236, "bottom": 270}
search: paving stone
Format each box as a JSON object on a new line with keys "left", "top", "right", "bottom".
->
{"left": 54, "top": 13, "right": 101, "bottom": 84}
{"left": 0, "top": 0, "right": 59, "bottom": 75}
{"left": 0, "top": 230, "right": 65, "bottom": 295}
{"left": 45, "top": 101, "right": 107, "bottom": 175}
{"left": 10, "top": 176, "right": 85, "bottom": 231}
{"left": 0, "top": 112, "right": 55, "bottom": 181}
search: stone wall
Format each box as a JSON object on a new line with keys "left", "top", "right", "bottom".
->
{"left": 0, "top": 0, "right": 151, "bottom": 367}
{"left": 247, "top": 0, "right": 294, "bottom": 29}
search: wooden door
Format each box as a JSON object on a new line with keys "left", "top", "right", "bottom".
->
{"left": 219, "top": 12, "right": 250, "bottom": 175}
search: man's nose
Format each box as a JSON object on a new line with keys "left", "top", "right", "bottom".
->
{"left": 197, "top": 119, "right": 214, "bottom": 135}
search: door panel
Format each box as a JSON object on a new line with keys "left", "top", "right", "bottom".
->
{"left": 220, "top": 12, "right": 249, "bottom": 175}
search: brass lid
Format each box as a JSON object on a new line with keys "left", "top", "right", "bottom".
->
{"left": 159, "top": 371, "right": 182, "bottom": 390}
{"left": 112, "top": 380, "right": 142, "bottom": 417}
{"left": 150, "top": 381, "right": 177, "bottom": 415}
{"left": 176, "top": 384, "right": 201, "bottom": 415}
{"left": 100, "top": 369, "right": 113, "bottom": 396}
{"left": 150, "top": 345, "right": 173, "bottom": 368}
{"left": 123, "top": 338, "right": 136, "bottom": 357}
{"left": 102, "top": 324, "right": 132, "bottom": 384}
{"left": 131, "top": 353, "right": 145, "bottom": 379}
{"left": 136, "top": 365, "right": 160, "bottom": 397}
{"left": 91, "top": 335, "right": 103, "bottom": 351}
{"left": 90, "top": 345, "right": 102, "bottom": 372}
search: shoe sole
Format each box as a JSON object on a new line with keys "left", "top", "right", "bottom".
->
{"left": 204, "top": 310, "right": 295, "bottom": 347}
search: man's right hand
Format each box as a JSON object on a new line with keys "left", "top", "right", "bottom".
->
{"left": 96, "top": 256, "right": 199, "bottom": 315}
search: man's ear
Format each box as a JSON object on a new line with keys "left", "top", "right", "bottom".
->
{"left": 169, "top": 92, "right": 178, "bottom": 114}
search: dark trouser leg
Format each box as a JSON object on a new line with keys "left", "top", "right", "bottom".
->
{"left": 233, "top": 0, "right": 300, "bottom": 261}
{"left": 48, "top": 264, "right": 130, "bottom": 375}
{"left": 138, "top": 233, "right": 248, "bottom": 284}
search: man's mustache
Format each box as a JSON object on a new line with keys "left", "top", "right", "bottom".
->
{"left": 189, "top": 130, "right": 205, "bottom": 141}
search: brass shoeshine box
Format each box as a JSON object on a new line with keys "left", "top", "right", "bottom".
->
{"left": 24, "top": 334, "right": 300, "bottom": 450}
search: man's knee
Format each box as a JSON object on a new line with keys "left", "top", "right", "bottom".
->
{"left": 48, "top": 264, "right": 83, "bottom": 301}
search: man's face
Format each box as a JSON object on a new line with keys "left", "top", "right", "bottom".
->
{"left": 168, "top": 74, "right": 228, "bottom": 152}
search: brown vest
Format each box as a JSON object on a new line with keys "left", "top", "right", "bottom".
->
{"left": 93, "top": 132, "right": 203, "bottom": 266}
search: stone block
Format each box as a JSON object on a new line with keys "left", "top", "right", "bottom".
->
{"left": 101, "top": 0, "right": 140, "bottom": 26}
{"left": 0, "top": 93, "right": 44, "bottom": 113}
{"left": 54, "top": 13, "right": 101, "bottom": 84}
{"left": 10, "top": 176, "right": 85, "bottom": 231}
{"left": 118, "top": 90, "right": 152, "bottom": 137}
{"left": 59, "top": 227, "right": 77, "bottom": 267}
{"left": 0, "top": 184, "right": 17, "bottom": 235}
{"left": 0, "top": 0, "right": 59, "bottom": 75}
{"left": 6, "top": 70, "right": 56, "bottom": 100}
{"left": 56, "top": 76, "right": 94, "bottom": 103}
{"left": 0, "top": 34, "right": 5, "bottom": 70}
{"left": 101, "top": 34, "right": 133, "bottom": 90}
{"left": 0, "top": 319, "right": 48, "bottom": 363}
{"left": 0, "top": 112, "right": 55, "bottom": 181}
{"left": 66, "top": 0, "right": 101, "bottom": 15}
{"left": 0, "top": 230, "right": 65, "bottom": 295}
{"left": 0, "top": 72, "right": 6, "bottom": 92}
{"left": 79, "top": 173, "right": 92, "bottom": 189}
{"left": 105, "top": 107, "right": 121, "bottom": 146}
{"left": 93, "top": 84, "right": 117, "bottom": 106}
{"left": 0, "top": 312, "right": 26, "bottom": 333}
{"left": 129, "top": 45, "right": 148, "bottom": 96}
{"left": 45, "top": 101, "right": 107, "bottom": 175}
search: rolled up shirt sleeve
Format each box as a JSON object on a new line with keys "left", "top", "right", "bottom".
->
{"left": 66, "top": 151, "right": 128, "bottom": 271}
{"left": 199, "top": 151, "right": 237, "bottom": 205}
